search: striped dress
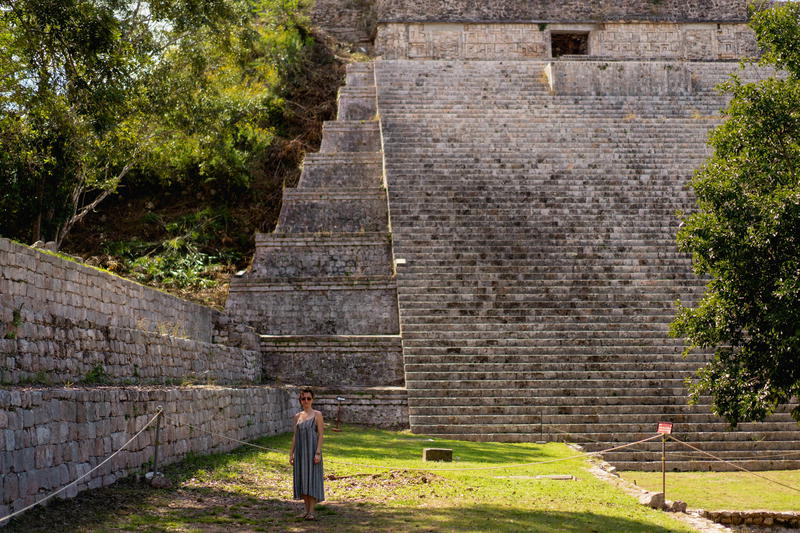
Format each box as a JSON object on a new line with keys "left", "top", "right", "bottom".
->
{"left": 293, "top": 414, "right": 324, "bottom": 501}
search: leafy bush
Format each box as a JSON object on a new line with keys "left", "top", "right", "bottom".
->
{"left": 105, "top": 208, "right": 242, "bottom": 291}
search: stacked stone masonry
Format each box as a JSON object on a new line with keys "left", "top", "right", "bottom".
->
{"left": 0, "top": 238, "right": 260, "bottom": 385}
{"left": 376, "top": 0, "right": 749, "bottom": 23}
{"left": 311, "top": 0, "right": 378, "bottom": 43}
{"left": 0, "top": 237, "right": 296, "bottom": 519}
{"left": 375, "top": 22, "right": 758, "bottom": 60}
{"left": 310, "top": 0, "right": 760, "bottom": 48}
{"left": 225, "top": 62, "right": 407, "bottom": 427}
{"left": 374, "top": 58, "right": 800, "bottom": 471}
{"left": 1, "top": 239, "right": 213, "bottom": 342}
{"left": 0, "top": 386, "right": 295, "bottom": 521}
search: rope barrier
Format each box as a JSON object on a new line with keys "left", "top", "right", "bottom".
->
{"left": 0, "top": 409, "right": 163, "bottom": 525}
{"left": 548, "top": 425, "right": 800, "bottom": 462}
{"left": 162, "top": 413, "right": 664, "bottom": 472}
{"left": 667, "top": 435, "right": 800, "bottom": 494}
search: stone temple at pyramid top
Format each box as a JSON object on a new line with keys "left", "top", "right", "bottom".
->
{"left": 375, "top": 0, "right": 756, "bottom": 60}
{"left": 313, "top": 0, "right": 761, "bottom": 61}
{"left": 378, "top": 0, "right": 749, "bottom": 22}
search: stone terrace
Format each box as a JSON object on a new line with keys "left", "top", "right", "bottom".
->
{"left": 375, "top": 59, "right": 800, "bottom": 471}
{"left": 226, "top": 63, "right": 408, "bottom": 427}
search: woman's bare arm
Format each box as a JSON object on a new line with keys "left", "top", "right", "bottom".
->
{"left": 314, "top": 411, "right": 324, "bottom": 463}
{"left": 290, "top": 412, "right": 299, "bottom": 464}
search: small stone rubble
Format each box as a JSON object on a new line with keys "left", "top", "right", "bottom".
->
{"left": 703, "top": 510, "right": 800, "bottom": 530}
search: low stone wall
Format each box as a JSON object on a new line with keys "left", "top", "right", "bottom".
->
{"left": 252, "top": 234, "right": 393, "bottom": 278}
{"left": 375, "top": 22, "right": 757, "bottom": 60}
{"left": 0, "top": 385, "right": 296, "bottom": 521}
{"left": 1, "top": 239, "right": 213, "bottom": 342}
{"left": 0, "top": 238, "right": 260, "bottom": 385}
{"left": 277, "top": 191, "right": 389, "bottom": 233}
{"left": 0, "top": 316, "right": 259, "bottom": 385}
{"left": 261, "top": 335, "right": 404, "bottom": 387}
{"left": 227, "top": 279, "right": 400, "bottom": 335}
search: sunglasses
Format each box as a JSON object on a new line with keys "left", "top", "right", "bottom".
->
{"left": 300, "top": 397, "right": 313, "bottom": 401}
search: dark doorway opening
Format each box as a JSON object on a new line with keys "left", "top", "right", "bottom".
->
{"left": 551, "top": 33, "right": 589, "bottom": 57}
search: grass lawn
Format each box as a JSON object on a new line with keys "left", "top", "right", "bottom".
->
{"left": 620, "top": 470, "right": 800, "bottom": 512}
{"left": 5, "top": 425, "right": 696, "bottom": 533}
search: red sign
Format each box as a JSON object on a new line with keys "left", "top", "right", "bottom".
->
{"left": 657, "top": 422, "right": 673, "bottom": 435}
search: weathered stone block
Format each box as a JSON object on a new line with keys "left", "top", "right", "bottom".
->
{"left": 639, "top": 491, "right": 665, "bottom": 509}
{"left": 423, "top": 448, "right": 453, "bottom": 462}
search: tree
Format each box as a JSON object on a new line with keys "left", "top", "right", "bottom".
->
{"left": 671, "top": 3, "right": 800, "bottom": 426}
{"left": 0, "top": 0, "right": 309, "bottom": 247}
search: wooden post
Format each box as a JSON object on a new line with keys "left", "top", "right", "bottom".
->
{"left": 153, "top": 407, "right": 163, "bottom": 474}
{"left": 661, "top": 434, "right": 666, "bottom": 499}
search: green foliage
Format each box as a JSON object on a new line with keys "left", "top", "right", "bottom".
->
{"left": 3, "top": 305, "right": 24, "bottom": 339}
{"left": 0, "top": 0, "right": 313, "bottom": 246}
{"left": 82, "top": 363, "right": 110, "bottom": 385}
{"left": 672, "top": 3, "right": 800, "bottom": 425}
{"left": 106, "top": 208, "right": 240, "bottom": 290}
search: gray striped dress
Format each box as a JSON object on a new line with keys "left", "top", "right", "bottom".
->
{"left": 293, "top": 414, "right": 324, "bottom": 501}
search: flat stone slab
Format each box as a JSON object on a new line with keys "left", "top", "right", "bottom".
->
{"left": 423, "top": 448, "right": 453, "bottom": 462}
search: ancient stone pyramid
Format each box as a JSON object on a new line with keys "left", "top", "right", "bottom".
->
{"left": 227, "top": 0, "right": 800, "bottom": 470}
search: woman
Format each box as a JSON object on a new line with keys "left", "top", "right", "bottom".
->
{"left": 290, "top": 388, "right": 325, "bottom": 520}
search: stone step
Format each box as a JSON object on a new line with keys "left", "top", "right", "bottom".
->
{"left": 404, "top": 377, "right": 691, "bottom": 389}
{"left": 400, "top": 339, "right": 689, "bottom": 349}
{"left": 299, "top": 152, "right": 383, "bottom": 188}
{"left": 227, "top": 278, "right": 399, "bottom": 336}
{"left": 261, "top": 334, "right": 404, "bottom": 387}
{"left": 404, "top": 395, "right": 704, "bottom": 407}
{"left": 276, "top": 189, "right": 388, "bottom": 233}
{"left": 406, "top": 379, "right": 687, "bottom": 396}
{"left": 602, "top": 459, "right": 800, "bottom": 472}
{"left": 397, "top": 321, "right": 681, "bottom": 331}
{"left": 250, "top": 232, "right": 393, "bottom": 278}
{"left": 395, "top": 292, "right": 697, "bottom": 303}
{"left": 338, "top": 87, "right": 377, "bottom": 121}
{"left": 406, "top": 404, "right": 718, "bottom": 416}
{"left": 403, "top": 351, "right": 697, "bottom": 361}
{"left": 404, "top": 370, "right": 699, "bottom": 381}
{"left": 408, "top": 416, "right": 798, "bottom": 434}
{"left": 320, "top": 121, "right": 381, "bottom": 153}
{"left": 399, "top": 312, "right": 686, "bottom": 322}
{"left": 409, "top": 424, "right": 800, "bottom": 440}
{"left": 346, "top": 68, "right": 375, "bottom": 87}
{"left": 400, "top": 330, "right": 686, "bottom": 340}
{"left": 405, "top": 387, "right": 689, "bottom": 399}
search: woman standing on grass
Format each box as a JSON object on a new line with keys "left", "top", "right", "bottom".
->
{"left": 290, "top": 388, "right": 325, "bottom": 520}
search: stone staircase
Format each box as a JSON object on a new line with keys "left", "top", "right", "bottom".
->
{"left": 375, "top": 59, "right": 800, "bottom": 470}
{"left": 226, "top": 63, "right": 406, "bottom": 426}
